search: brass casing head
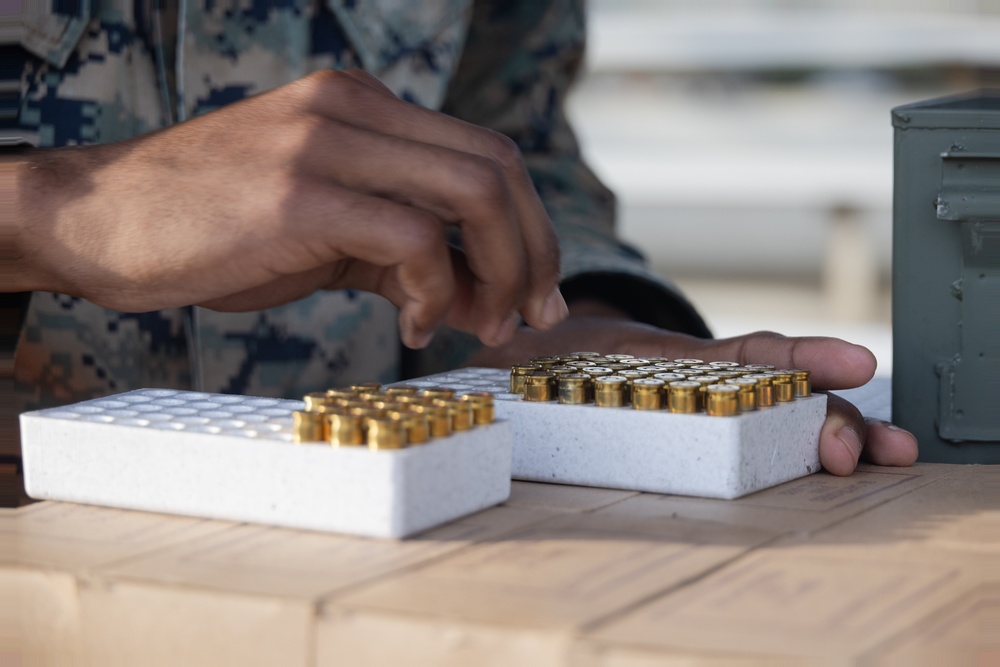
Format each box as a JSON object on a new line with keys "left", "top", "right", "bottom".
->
{"left": 706, "top": 384, "right": 740, "bottom": 417}
{"left": 387, "top": 410, "right": 430, "bottom": 445}
{"left": 673, "top": 368, "right": 704, "bottom": 377}
{"left": 594, "top": 376, "right": 628, "bottom": 408}
{"left": 460, "top": 392, "right": 496, "bottom": 425}
{"left": 652, "top": 372, "right": 685, "bottom": 383}
{"left": 645, "top": 357, "right": 671, "bottom": 363}
{"left": 746, "top": 374, "right": 775, "bottom": 407}
{"left": 327, "top": 412, "right": 365, "bottom": 447}
{"left": 791, "top": 369, "right": 812, "bottom": 397}
{"left": 569, "top": 351, "right": 601, "bottom": 358}
{"left": 366, "top": 415, "right": 406, "bottom": 450}
{"left": 566, "top": 360, "right": 598, "bottom": 369}
{"left": 510, "top": 364, "right": 536, "bottom": 394}
{"left": 548, "top": 365, "right": 577, "bottom": 377}
{"left": 409, "top": 403, "right": 452, "bottom": 437}
{"left": 744, "top": 364, "right": 775, "bottom": 373}
{"left": 530, "top": 356, "right": 562, "bottom": 367}
{"left": 292, "top": 410, "right": 326, "bottom": 442}
{"left": 558, "top": 373, "right": 593, "bottom": 405}
{"left": 673, "top": 358, "right": 704, "bottom": 367}
{"left": 771, "top": 372, "right": 794, "bottom": 402}
{"left": 709, "top": 361, "right": 740, "bottom": 369}
{"left": 303, "top": 392, "right": 335, "bottom": 412}
{"left": 632, "top": 378, "right": 665, "bottom": 411}
{"left": 689, "top": 365, "right": 720, "bottom": 373}
{"left": 725, "top": 377, "right": 758, "bottom": 412}
{"left": 620, "top": 358, "right": 650, "bottom": 367}
{"left": 583, "top": 367, "right": 614, "bottom": 379}
{"left": 654, "top": 362, "right": 686, "bottom": 370}
{"left": 710, "top": 371, "right": 739, "bottom": 381}
{"left": 604, "top": 354, "right": 635, "bottom": 361}
{"left": 350, "top": 382, "right": 383, "bottom": 393}
{"left": 326, "top": 388, "right": 359, "bottom": 402}
{"left": 436, "top": 399, "right": 475, "bottom": 431}
{"left": 600, "top": 363, "right": 630, "bottom": 373}
{"left": 618, "top": 370, "right": 650, "bottom": 382}
{"left": 384, "top": 385, "right": 420, "bottom": 396}
{"left": 668, "top": 381, "right": 700, "bottom": 414}
{"left": 523, "top": 371, "right": 556, "bottom": 402}
{"left": 420, "top": 387, "right": 457, "bottom": 400}
{"left": 636, "top": 366, "right": 664, "bottom": 374}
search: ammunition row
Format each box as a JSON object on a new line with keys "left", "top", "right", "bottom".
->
{"left": 292, "top": 383, "right": 495, "bottom": 449}
{"left": 509, "top": 353, "right": 811, "bottom": 416}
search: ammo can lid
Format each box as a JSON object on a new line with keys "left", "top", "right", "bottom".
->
{"left": 892, "top": 89, "right": 1000, "bottom": 130}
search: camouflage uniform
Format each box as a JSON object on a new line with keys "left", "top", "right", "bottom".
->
{"left": 4, "top": 0, "right": 708, "bottom": 409}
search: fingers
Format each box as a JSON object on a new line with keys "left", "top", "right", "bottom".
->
{"left": 860, "top": 418, "right": 919, "bottom": 467}
{"left": 817, "top": 392, "right": 867, "bottom": 476}
{"left": 685, "top": 331, "right": 877, "bottom": 390}
{"left": 299, "top": 70, "right": 565, "bottom": 336}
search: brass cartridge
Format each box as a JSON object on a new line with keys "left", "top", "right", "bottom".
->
{"left": 569, "top": 351, "right": 601, "bottom": 358}
{"left": 636, "top": 365, "right": 666, "bottom": 374}
{"left": 292, "top": 410, "right": 326, "bottom": 442}
{"left": 408, "top": 403, "right": 451, "bottom": 437}
{"left": 632, "top": 378, "right": 665, "bottom": 410}
{"left": 791, "top": 369, "right": 812, "bottom": 397}
{"left": 745, "top": 374, "right": 775, "bottom": 407}
{"left": 327, "top": 412, "right": 365, "bottom": 447}
{"left": 524, "top": 371, "right": 556, "bottom": 402}
{"left": 384, "top": 385, "right": 420, "bottom": 397}
{"left": 558, "top": 373, "right": 593, "bottom": 404}
{"left": 350, "top": 382, "right": 383, "bottom": 393}
{"left": 326, "top": 387, "right": 359, "bottom": 402}
{"left": 652, "top": 372, "right": 685, "bottom": 383}
{"left": 548, "top": 365, "right": 577, "bottom": 377}
{"left": 706, "top": 384, "right": 740, "bottom": 417}
{"left": 435, "top": 399, "right": 475, "bottom": 431}
{"left": 744, "top": 364, "right": 775, "bottom": 373}
{"left": 709, "top": 361, "right": 740, "bottom": 368}
{"left": 600, "top": 363, "right": 630, "bottom": 373}
{"left": 460, "top": 392, "right": 496, "bottom": 424}
{"left": 710, "top": 371, "right": 739, "bottom": 381}
{"left": 510, "top": 364, "right": 536, "bottom": 394}
{"left": 366, "top": 414, "right": 406, "bottom": 450}
{"left": 689, "top": 365, "right": 721, "bottom": 373}
{"left": 583, "top": 367, "right": 614, "bottom": 380}
{"left": 771, "top": 372, "right": 794, "bottom": 402}
{"left": 420, "top": 387, "right": 457, "bottom": 401}
{"left": 673, "top": 368, "right": 705, "bottom": 377}
{"left": 530, "top": 356, "right": 562, "bottom": 367}
{"left": 604, "top": 354, "right": 635, "bottom": 361}
{"left": 654, "top": 362, "right": 686, "bottom": 370}
{"left": 566, "top": 360, "right": 598, "bottom": 369}
{"left": 618, "top": 370, "right": 650, "bottom": 381}
{"left": 668, "top": 381, "right": 700, "bottom": 414}
{"left": 673, "top": 358, "right": 704, "bottom": 367}
{"left": 387, "top": 409, "right": 430, "bottom": 445}
{"left": 725, "top": 377, "right": 758, "bottom": 412}
{"left": 303, "top": 392, "right": 335, "bottom": 412}
{"left": 594, "top": 376, "right": 628, "bottom": 407}
{"left": 645, "top": 357, "right": 671, "bottom": 363}
{"left": 620, "top": 358, "right": 650, "bottom": 367}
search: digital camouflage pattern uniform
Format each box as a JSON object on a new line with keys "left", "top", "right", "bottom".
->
{"left": 5, "top": 0, "right": 708, "bottom": 411}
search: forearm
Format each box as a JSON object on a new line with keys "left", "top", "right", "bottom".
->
{"left": 0, "top": 151, "right": 42, "bottom": 292}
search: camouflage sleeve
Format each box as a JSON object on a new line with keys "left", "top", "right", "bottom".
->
{"left": 440, "top": 0, "right": 709, "bottom": 336}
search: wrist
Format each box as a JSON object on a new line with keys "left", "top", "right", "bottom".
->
{"left": 1, "top": 150, "right": 43, "bottom": 292}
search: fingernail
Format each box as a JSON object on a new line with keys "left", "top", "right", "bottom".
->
{"left": 400, "top": 312, "right": 435, "bottom": 350}
{"left": 837, "top": 425, "right": 863, "bottom": 460}
{"left": 539, "top": 287, "right": 568, "bottom": 329}
{"left": 488, "top": 311, "right": 521, "bottom": 347}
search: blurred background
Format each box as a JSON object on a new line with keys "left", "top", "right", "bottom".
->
{"left": 568, "top": 0, "right": 1000, "bottom": 377}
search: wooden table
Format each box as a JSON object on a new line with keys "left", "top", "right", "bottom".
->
{"left": 3, "top": 461, "right": 996, "bottom": 665}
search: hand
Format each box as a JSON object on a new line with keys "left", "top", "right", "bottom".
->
{"left": 467, "top": 307, "right": 918, "bottom": 477}
{"left": 9, "top": 70, "right": 567, "bottom": 349}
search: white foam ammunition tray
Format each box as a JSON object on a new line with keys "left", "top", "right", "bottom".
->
{"left": 395, "top": 368, "right": 826, "bottom": 499}
{"left": 20, "top": 389, "right": 512, "bottom": 538}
